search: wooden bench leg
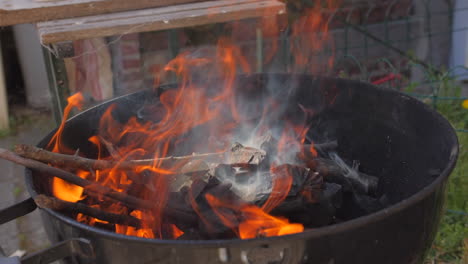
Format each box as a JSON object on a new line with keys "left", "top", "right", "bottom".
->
{"left": 0, "top": 40, "right": 10, "bottom": 131}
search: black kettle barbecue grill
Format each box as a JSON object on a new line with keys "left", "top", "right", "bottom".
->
{"left": 0, "top": 74, "right": 459, "bottom": 264}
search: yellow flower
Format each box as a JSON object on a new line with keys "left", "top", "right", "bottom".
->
{"left": 463, "top": 100, "right": 468, "bottom": 109}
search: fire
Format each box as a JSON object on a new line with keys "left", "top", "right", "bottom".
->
{"left": 290, "top": 0, "right": 339, "bottom": 73}
{"left": 120, "top": 210, "right": 155, "bottom": 239}
{"left": 48, "top": 92, "right": 85, "bottom": 153}
{"left": 48, "top": 1, "right": 337, "bottom": 240}
{"left": 238, "top": 206, "right": 304, "bottom": 239}
{"left": 50, "top": 93, "right": 86, "bottom": 203}
{"left": 52, "top": 169, "right": 88, "bottom": 202}
{"left": 204, "top": 193, "right": 304, "bottom": 239}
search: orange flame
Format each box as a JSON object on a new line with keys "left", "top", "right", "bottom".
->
{"left": 49, "top": 1, "right": 338, "bottom": 239}
{"left": 205, "top": 193, "right": 304, "bottom": 239}
{"left": 52, "top": 170, "right": 88, "bottom": 202}
{"left": 50, "top": 93, "right": 86, "bottom": 203}
{"left": 290, "top": 0, "right": 339, "bottom": 73}
{"left": 48, "top": 92, "right": 85, "bottom": 153}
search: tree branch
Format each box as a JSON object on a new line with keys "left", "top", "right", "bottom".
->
{"left": 0, "top": 148, "right": 197, "bottom": 223}
{"left": 34, "top": 194, "right": 142, "bottom": 228}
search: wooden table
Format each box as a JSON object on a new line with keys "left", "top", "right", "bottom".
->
{"left": 0, "top": 0, "right": 207, "bottom": 26}
{"left": 37, "top": 0, "right": 285, "bottom": 44}
{"left": 0, "top": 0, "right": 285, "bottom": 128}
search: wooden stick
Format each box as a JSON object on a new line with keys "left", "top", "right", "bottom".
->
{"left": 312, "top": 141, "right": 338, "bottom": 152}
{"left": 0, "top": 148, "right": 196, "bottom": 222}
{"left": 34, "top": 194, "right": 141, "bottom": 228}
{"left": 14, "top": 141, "right": 335, "bottom": 172}
{"left": 14, "top": 144, "right": 225, "bottom": 170}
{"left": 311, "top": 158, "right": 378, "bottom": 195}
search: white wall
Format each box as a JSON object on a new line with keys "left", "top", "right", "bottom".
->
{"left": 451, "top": 0, "right": 468, "bottom": 80}
{"left": 13, "top": 24, "right": 51, "bottom": 108}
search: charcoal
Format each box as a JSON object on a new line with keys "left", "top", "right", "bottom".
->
{"left": 232, "top": 168, "right": 253, "bottom": 184}
{"left": 378, "top": 194, "right": 390, "bottom": 207}
{"left": 352, "top": 194, "right": 385, "bottom": 214}
{"left": 204, "top": 174, "right": 223, "bottom": 189}
{"left": 182, "top": 178, "right": 243, "bottom": 239}
{"left": 267, "top": 164, "right": 323, "bottom": 201}
{"left": 270, "top": 196, "right": 306, "bottom": 214}
{"left": 270, "top": 182, "right": 341, "bottom": 227}
{"left": 258, "top": 132, "right": 276, "bottom": 150}
{"left": 158, "top": 141, "right": 382, "bottom": 239}
{"left": 164, "top": 192, "right": 199, "bottom": 230}
{"left": 125, "top": 170, "right": 154, "bottom": 199}
{"left": 320, "top": 182, "right": 343, "bottom": 210}
{"left": 180, "top": 159, "right": 210, "bottom": 176}
{"left": 273, "top": 201, "right": 336, "bottom": 228}
{"left": 258, "top": 133, "right": 278, "bottom": 160}
{"left": 226, "top": 164, "right": 324, "bottom": 205}
{"left": 235, "top": 165, "right": 309, "bottom": 204}
{"left": 300, "top": 171, "right": 323, "bottom": 203}
{"left": 176, "top": 229, "right": 204, "bottom": 240}
{"left": 196, "top": 204, "right": 239, "bottom": 239}
{"left": 213, "top": 164, "right": 236, "bottom": 179}
{"left": 205, "top": 183, "right": 237, "bottom": 201}
{"left": 328, "top": 153, "right": 379, "bottom": 195}
{"left": 271, "top": 164, "right": 313, "bottom": 197}
{"left": 170, "top": 160, "right": 211, "bottom": 193}
{"left": 309, "top": 158, "right": 378, "bottom": 195}
{"left": 170, "top": 174, "right": 192, "bottom": 192}
{"left": 336, "top": 192, "right": 386, "bottom": 220}
{"left": 184, "top": 177, "right": 210, "bottom": 202}
{"left": 313, "top": 140, "right": 338, "bottom": 154}
{"left": 228, "top": 142, "right": 266, "bottom": 167}
{"left": 94, "top": 222, "right": 116, "bottom": 232}
{"left": 227, "top": 171, "right": 273, "bottom": 203}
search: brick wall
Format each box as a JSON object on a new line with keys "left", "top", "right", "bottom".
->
{"left": 109, "top": 33, "right": 145, "bottom": 95}
{"left": 107, "top": 0, "right": 450, "bottom": 94}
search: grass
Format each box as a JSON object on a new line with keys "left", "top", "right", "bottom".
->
{"left": 407, "top": 76, "right": 468, "bottom": 263}
{"left": 0, "top": 106, "right": 51, "bottom": 140}
{"left": 0, "top": 116, "right": 21, "bottom": 138}
{"left": 426, "top": 101, "right": 468, "bottom": 264}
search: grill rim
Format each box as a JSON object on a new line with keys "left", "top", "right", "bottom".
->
{"left": 24, "top": 73, "right": 459, "bottom": 247}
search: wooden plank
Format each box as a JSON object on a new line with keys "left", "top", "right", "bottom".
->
{"left": 37, "top": 0, "right": 285, "bottom": 44}
{"left": 0, "top": 0, "right": 207, "bottom": 26}
{"left": 0, "top": 41, "right": 10, "bottom": 131}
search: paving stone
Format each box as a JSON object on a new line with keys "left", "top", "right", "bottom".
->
{"left": 0, "top": 109, "right": 54, "bottom": 257}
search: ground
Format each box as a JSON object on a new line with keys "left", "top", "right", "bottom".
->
{"left": 0, "top": 106, "right": 53, "bottom": 256}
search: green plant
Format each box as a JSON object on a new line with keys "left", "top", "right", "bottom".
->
{"left": 13, "top": 186, "right": 23, "bottom": 198}
{"left": 428, "top": 214, "right": 468, "bottom": 263}
{"left": 415, "top": 72, "right": 468, "bottom": 263}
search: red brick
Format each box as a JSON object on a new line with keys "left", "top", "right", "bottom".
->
{"left": 140, "top": 32, "right": 168, "bottom": 51}
{"left": 122, "top": 59, "right": 141, "bottom": 69}
{"left": 121, "top": 43, "right": 140, "bottom": 56}
{"left": 121, "top": 33, "right": 139, "bottom": 41}
{"left": 122, "top": 72, "right": 144, "bottom": 82}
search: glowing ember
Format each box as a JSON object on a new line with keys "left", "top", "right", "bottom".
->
{"left": 52, "top": 170, "right": 88, "bottom": 202}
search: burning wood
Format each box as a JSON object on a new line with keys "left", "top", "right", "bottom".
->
{"left": 14, "top": 144, "right": 225, "bottom": 171}
{"left": 0, "top": 148, "right": 198, "bottom": 225}
{"left": 0, "top": 134, "right": 383, "bottom": 240}
{"left": 14, "top": 141, "right": 335, "bottom": 172}
{"left": 34, "top": 194, "right": 142, "bottom": 228}
{"left": 14, "top": 143, "right": 267, "bottom": 172}
{"left": 307, "top": 158, "right": 378, "bottom": 195}
{"left": 227, "top": 142, "right": 266, "bottom": 167}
